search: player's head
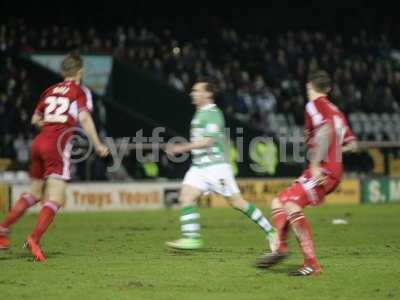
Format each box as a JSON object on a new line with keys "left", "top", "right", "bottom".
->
{"left": 190, "top": 78, "right": 217, "bottom": 108}
{"left": 61, "top": 53, "right": 84, "bottom": 81}
{"left": 306, "top": 70, "right": 332, "bottom": 100}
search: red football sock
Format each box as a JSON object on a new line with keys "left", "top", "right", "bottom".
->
{"left": 272, "top": 208, "right": 289, "bottom": 253}
{"left": 1, "top": 193, "right": 38, "bottom": 229}
{"left": 288, "top": 211, "right": 321, "bottom": 271}
{"left": 30, "top": 201, "right": 60, "bottom": 244}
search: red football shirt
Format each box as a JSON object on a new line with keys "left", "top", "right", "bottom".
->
{"left": 34, "top": 80, "right": 93, "bottom": 138}
{"left": 305, "top": 96, "right": 356, "bottom": 176}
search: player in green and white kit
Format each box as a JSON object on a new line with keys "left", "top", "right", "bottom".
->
{"left": 166, "top": 79, "right": 278, "bottom": 251}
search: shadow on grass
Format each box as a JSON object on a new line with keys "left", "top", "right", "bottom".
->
{"left": 165, "top": 246, "right": 236, "bottom": 255}
{"left": 267, "top": 264, "right": 302, "bottom": 274}
{"left": 166, "top": 249, "right": 198, "bottom": 256}
{"left": 252, "top": 259, "right": 301, "bottom": 274}
{"left": 0, "top": 250, "right": 66, "bottom": 262}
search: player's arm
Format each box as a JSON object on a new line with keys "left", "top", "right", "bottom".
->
{"left": 167, "top": 137, "right": 214, "bottom": 154}
{"left": 309, "top": 123, "right": 333, "bottom": 181}
{"left": 31, "top": 113, "right": 44, "bottom": 129}
{"left": 305, "top": 101, "right": 334, "bottom": 181}
{"left": 310, "top": 123, "right": 332, "bottom": 164}
{"left": 168, "top": 114, "right": 221, "bottom": 155}
{"left": 78, "top": 111, "right": 109, "bottom": 157}
{"left": 342, "top": 140, "right": 358, "bottom": 153}
{"left": 31, "top": 93, "right": 47, "bottom": 129}
{"left": 342, "top": 118, "right": 358, "bottom": 153}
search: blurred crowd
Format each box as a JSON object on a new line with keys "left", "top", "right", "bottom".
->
{"left": 1, "top": 20, "right": 400, "bottom": 176}
{"left": 121, "top": 28, "right": 400, "bottom": 128}
{"left": 0, "top": 55, "right": 33, "bottom": 167}
{"left": 2, "top": 21, "right": 399, "bottom": 129}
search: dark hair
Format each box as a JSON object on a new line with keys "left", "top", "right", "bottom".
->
{"left": 196, "top": 77, "right": 218, "bottom": 97}
{"left": 60, "top": 53, "right": 83, "bottom": 77}
{"left": 308, "top": 70, "right": 332, "bottom": 93}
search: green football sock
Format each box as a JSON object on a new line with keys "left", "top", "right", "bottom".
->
{"left": 243, "top": 203, "right": 273, "bottom": 235}
{"left": 180, "top": 205, "right": 201, "bottom": 239}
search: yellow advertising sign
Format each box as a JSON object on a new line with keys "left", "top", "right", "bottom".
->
{"left": 368, "top": 149, "right": 384, "bottom": 174}
{"left": 69, "top": 188, "right": 161, "bottom": 210}
{"left": 205, "top": 178, "right": 360, "bottom": 207}
{"left": 0, "top": 184, "right": 10, "bottom": 213}
{"left": 325, "top": 179, "right": 360, "bottom": 204}
{"left": 11, "top": 183, "right": 165, "bottom": 212}
{"left": 389, "top": 157, "right": 400, "bottom": 177}
{"left": 205, "top": 179, "right": 292, "bottom": 208}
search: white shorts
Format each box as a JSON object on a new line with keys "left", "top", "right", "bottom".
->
{"left": 182, "top": 163, "right": 240, "bottom": 197}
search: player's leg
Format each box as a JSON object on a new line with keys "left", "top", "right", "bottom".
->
{"left": 255, "top": 181, "right": 306, "bottom": 268}
{"left": 254, "top": 195, "right": 291, "bottom": 268}
{"left": 29, "top": 178, "right": 66, "bottom": 244}
{"left": 0, "top": 139, "right": 44, "bottom": 250}
{"left": 24, "top": 136, "right": 71, "bottom": 261}
{"left": 271, "top": 197, "right": 289, "bottom": 254}
{"left": 207, "top": 163, "right": 278, "bottom": 251}
{"left": 284, "top": 201, "right": 321, "bottom": 276}
{"left": 26, "top": 177, "right": 66, "bottom": 261}
{"left": 0, "top": 180, "right": 43, "bottom": 231}
{"left": 166, "top": 184, "right": 203, "bottom": 250}
{"left": 228, "top": 193, "right": 274, "bottom": 235}
{"left": 284, "top": 173, "right": 340, "bottom": 275}
{"left": 227, "top": 193, "right": 278, "bottom": 251}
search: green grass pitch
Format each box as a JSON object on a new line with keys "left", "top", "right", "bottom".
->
{"left": 1, "top": 204, "right": 399, "bottom": 300}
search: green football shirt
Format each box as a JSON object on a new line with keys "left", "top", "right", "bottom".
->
{"left": 190, "top": 103, "right": 227, "bottom": 167}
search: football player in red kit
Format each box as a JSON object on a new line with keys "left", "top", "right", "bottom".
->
{"left": 255, "top": 70, "right": 358, "bottom": 276}
{"left": 0, "top": 54, "right": 109, "bottom": 261}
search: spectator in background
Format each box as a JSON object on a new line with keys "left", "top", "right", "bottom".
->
{"left": 255, "top": 85, "right": 277, "bottom": 116}
{"left": 363, "top": 82, "right": 378, "bottom": 113}
{"left": 390, "top": 71, "right": 400, "bottom": 104}
{"left": 13, "top": 133, "right": 29, "bottom": 167}
{"left": 168, "top": 73, "right": 185, "bottom": 91}
{"left": 381, "top": 86, "right": 398, "bottom": 112}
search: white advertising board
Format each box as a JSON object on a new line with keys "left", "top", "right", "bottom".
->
{"left": 11, "top": 182, "right": 181, "bottom": 212}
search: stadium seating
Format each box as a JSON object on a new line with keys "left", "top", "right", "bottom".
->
{"left": 348, "top": 113, "right": 400, "bottom": 141}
